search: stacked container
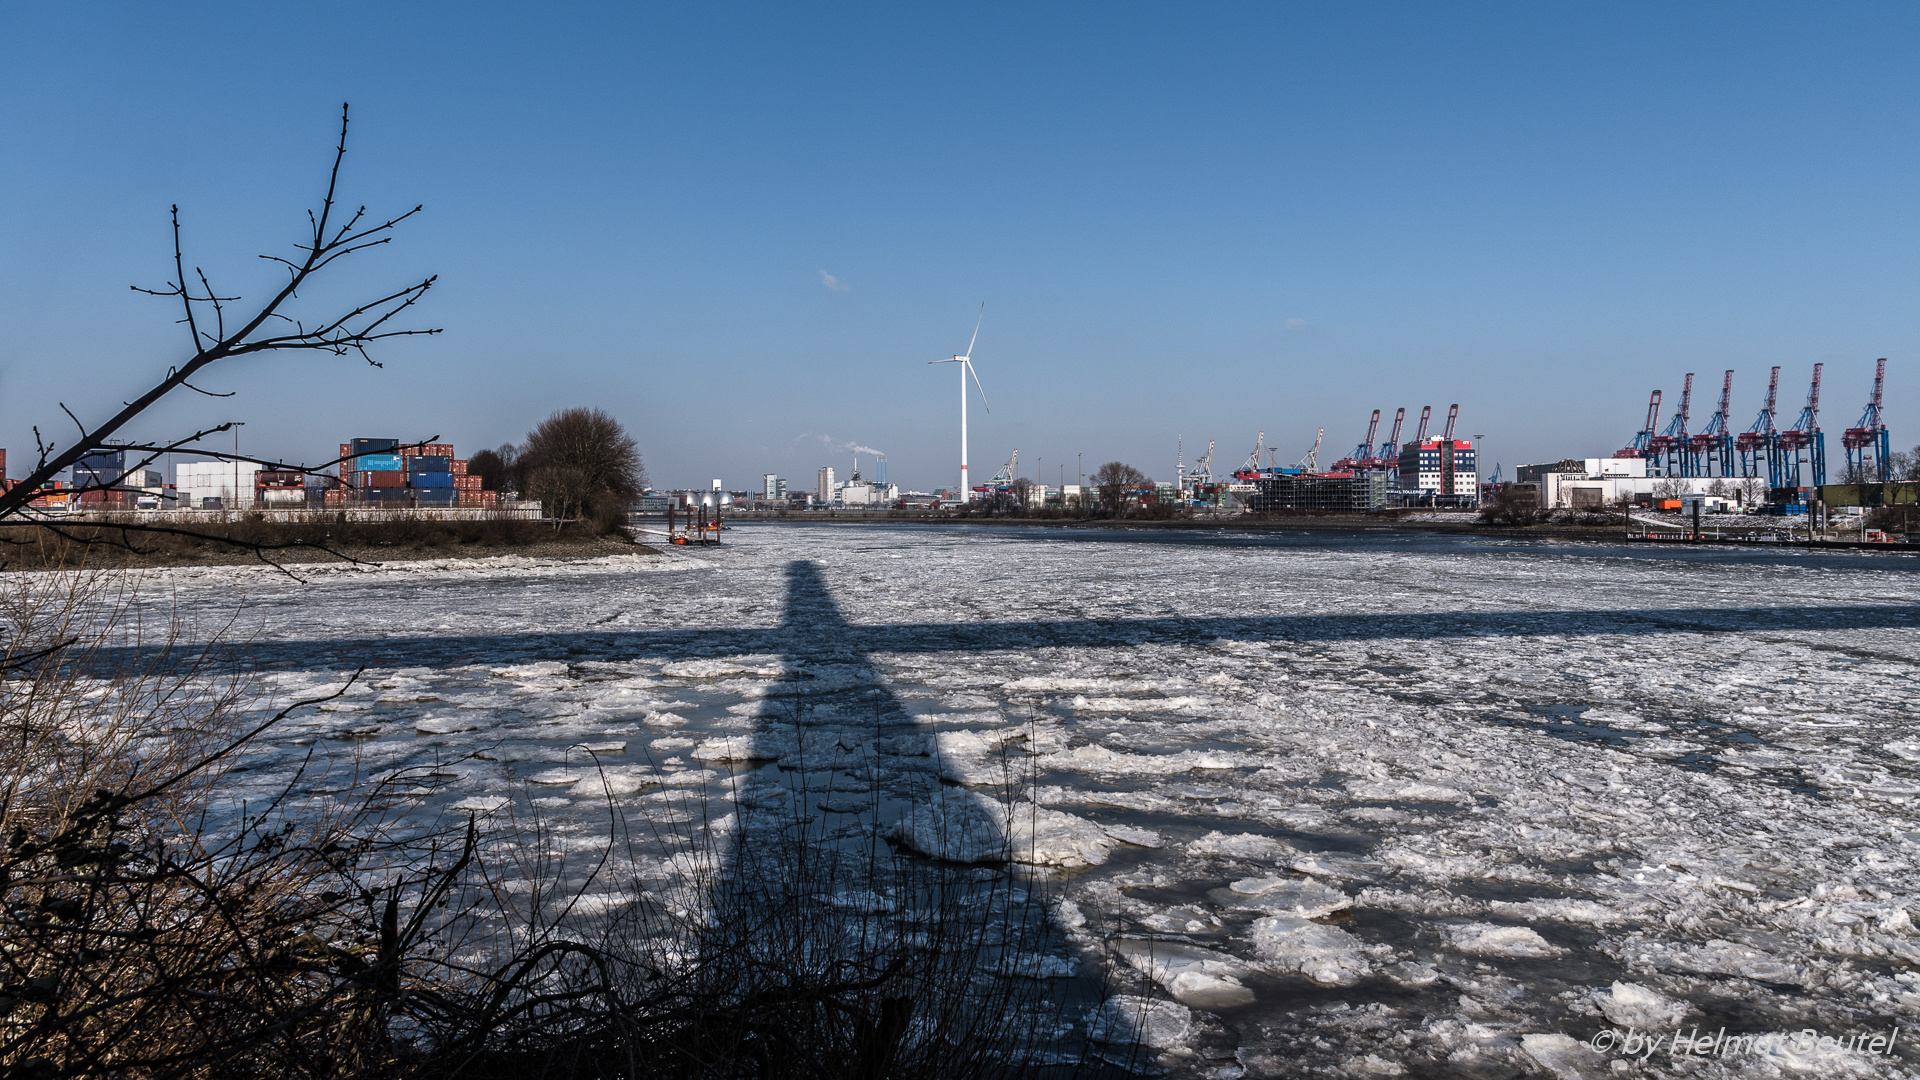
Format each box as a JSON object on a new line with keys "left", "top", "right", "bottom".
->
{"left": 330, "top": 436, "right": 500, "bottom": 508}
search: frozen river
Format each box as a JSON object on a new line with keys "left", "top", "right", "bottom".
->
{"left": 130, "top": 523, "right": 1920, "bottom": 1077}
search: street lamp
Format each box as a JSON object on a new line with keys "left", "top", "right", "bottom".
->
{"left": 231, "top": 422, "right": 246, "bottom": 512}
{"left": 1472, "top": 434, "right": 1486, "bottom": 504}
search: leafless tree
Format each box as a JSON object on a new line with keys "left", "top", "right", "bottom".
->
{"left": 1090, "top": 461, "right": 1146, "bottom": 517}
{"left": 467, "top": 444, "right": 517, "bottom": 495}
{"left": 0, "top": 104, "right": 437, "bottom": 565}
{"left": 519, "top": 408, "right": 644, "bottom": 522}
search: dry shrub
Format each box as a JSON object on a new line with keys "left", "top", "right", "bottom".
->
{"left": 0, "top": 580, "right": 1117, "bottom": 1079}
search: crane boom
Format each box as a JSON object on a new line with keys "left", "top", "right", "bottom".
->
{"left": 1297, "top": 428, "right": 1324, "bottom": 472}
{"left": 1442, "top": 404, "right": 1459, "bottom": 442}
{"left": 1380, "top": 408, "right": 1405, "bottom": 460}
{"left": 1412, "top": 406, "right": 1431, "bottom": 446}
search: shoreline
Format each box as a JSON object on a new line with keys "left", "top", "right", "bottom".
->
{"left": 653, "top": 512, "right": 1920, "bottom": 552}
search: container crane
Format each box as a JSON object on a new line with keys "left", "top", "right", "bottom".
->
{"left": 1842, "top": 358, "right": 1891, "bottom": 484}
{"left": 1774, "top": 364, "right": 1825, "bottom": 490}
{"left": 1689, "top": 370, "right": 1735, "bottom": 477}
{"left": 1617, "top": 389, "right": 1662, "bottom": 462}
{"left": 1441, "top": 404, "right": 1459, "bottom": 442}
{"left": 1182, "top": 440, "right": 1216, "bottom": 504}
{"left": 1410, "top": 406, "right": 1432, "bottom": 449}
{"left": 1296, "top": 428, "right": 1325, "bottom": 472}
{"left": 1233, "top": 431, "right": 1267, "bottom": 481}
{"left": 1335, "top": 410, "right": 1381, "bottom": 472}
{"left": 982, "top": 448, "right": 1018, "bottom": 491}
{"left": 1378, "top": 408, "right": 1406, "bottom": 469}
{"left": 1735, "top": 367, "right": 1779, "bottom": 484}
{"left": 1646, "top": 373, "right": 1693, "bottom": 477}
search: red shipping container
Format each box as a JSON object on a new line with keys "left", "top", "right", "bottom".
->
{"left": 368, "top": 470, "right": 405, "bottom": 488}
{"left": 451, "top": 459, "right": 467, "bottom": 475}
{"left": 338, "top": 443, "right": 351, "bottom": 462}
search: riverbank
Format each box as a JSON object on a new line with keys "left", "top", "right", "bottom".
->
{"left": 0, "top": 518, "right": 655, "bottom": 570}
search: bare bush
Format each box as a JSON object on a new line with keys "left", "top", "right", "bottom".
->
{"left": 520, "top": 410, "right": 645, "bottom": 523}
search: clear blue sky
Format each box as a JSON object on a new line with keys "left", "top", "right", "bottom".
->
{"left": 4, "top": 3, "right": 1918, "bottom": 490}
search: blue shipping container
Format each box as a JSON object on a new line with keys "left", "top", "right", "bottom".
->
{"left": 411, "top": 471, "right": 454, "bottom": 489}
{"left": 350, "top": 438, "right": 398, "bottom": 456}
{"left": 407, "top": 455, "right": 451, "bottom": 473}
{"left": 356, "top": 454, "right": 404, "bottom": 472}
{"left": 414, "top": 489, "right": 456, "bottom": 503}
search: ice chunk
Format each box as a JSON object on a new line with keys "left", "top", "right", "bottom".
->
{"left": 1444, "top": 922, "right": 1563, "bottom": 957}
{"left": 1101, "top": 823, "right": 1165, "bottom": 848}
{"left": 1592, "top": 981, "right": 1689, "bottom": 1029}
{"left": 661, "top": 659, "right": 783, "bottom": 679}
{"left": 1004, "top": 676, "right": 1144, "bottom": 693}
{"left": 1490, "top": 898, "right": 1627, "bottom": 926}
{"left": 1249, "top": 916, "right": 1371, "bottom": 985}
{"left": 691, "top": 734, "right": 793, "bottom": 763}
{"left": 567, "top": 765, "right": 657, "bottom": 798}
{"left": 1112, "top": 939, "right": 1256, "bottom": 1009}
{"left": 447, "top": 796, "right": 510, "bottom": 812}
{"left": 1666, "top": 940, "right": 1810, "bottom": 986}
{"left": 1187, "top": 831, "right": 1293, "bottom": 860}
{"left": 491, "top": 661, "right": 569, "bottom": 678}
{"left": 1518, "top": 1033, "right": 1601, "bottom": 1080}
{"left": 1086, "top": 995, "right": 1192, "bottom": 1049}
{"left": 414, "top": 715, "right": 487, "bottom": 734}
{"left": 1214, "top": 876, "right": 1352, "bottom": 919}
{"left": 887, "top": 795, "right": 1115, "bottom": 869}
{"left": 524, "top": 767, "right": 584, "bottom": 785}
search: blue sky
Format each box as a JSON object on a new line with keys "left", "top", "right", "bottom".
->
{"left": 4, "top": 3, "right": 1918, "bottom": 490}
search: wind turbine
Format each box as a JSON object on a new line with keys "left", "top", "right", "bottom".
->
{"left": 929, "top": 303, "right": 989, "bottom": 502}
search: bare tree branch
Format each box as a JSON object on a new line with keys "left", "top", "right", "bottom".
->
{"left": 0, "top": 102, "right": 438, "bottom": 522}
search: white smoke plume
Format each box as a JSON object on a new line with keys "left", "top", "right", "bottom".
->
{"left": 805, "top": 434, "right": 886, "bottom": 459}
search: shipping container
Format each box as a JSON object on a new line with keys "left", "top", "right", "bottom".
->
{"left": 415, "top": 489, "right": 457, "bottom": 504}
{"left": 453, "top": 475, "right": 482, "bottom": 490}
{"left": 408, "top": 455, "right": 451, "bottom": 473}
{"left": 350, "top": 438, "right": 399, "bottom": 456}
{"left": 368, "top": 470, "right": 406, "bottom": 488}
{"left": 412, "top": 471, "right": 454, "bottom": 489}
{"left": 451, "top": 459, "right": 468, "bottom": 475}
{"left": 355, "top": 454, "right": 404, "bottom": 472}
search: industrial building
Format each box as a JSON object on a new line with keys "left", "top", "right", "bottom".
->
{"left": 178, "top": 459, "right": 261, "bottom": 510}
{"left": 1514, "top": 457, "right": 1765, "bottom": 510}
{"left": 1248, "top": 471, "right": 1389, "bottom": 512}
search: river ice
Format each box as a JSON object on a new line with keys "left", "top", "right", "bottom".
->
{"left": 102, "top": 525, "right": 1920, "bottom": 1077}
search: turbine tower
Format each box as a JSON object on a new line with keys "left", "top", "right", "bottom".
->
{"left": 928, "top": 304, "right": 990, "bottom": 501}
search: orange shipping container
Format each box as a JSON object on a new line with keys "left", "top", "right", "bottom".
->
{"left": 368, "top": 470, "right": 406, "bottom": 488}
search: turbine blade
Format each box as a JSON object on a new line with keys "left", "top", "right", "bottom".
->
{"left": 967, "top": 359, "right": 990, "bottom": 413}
{"left": 965, "top": 301, "right": 984, "bottom": 359}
